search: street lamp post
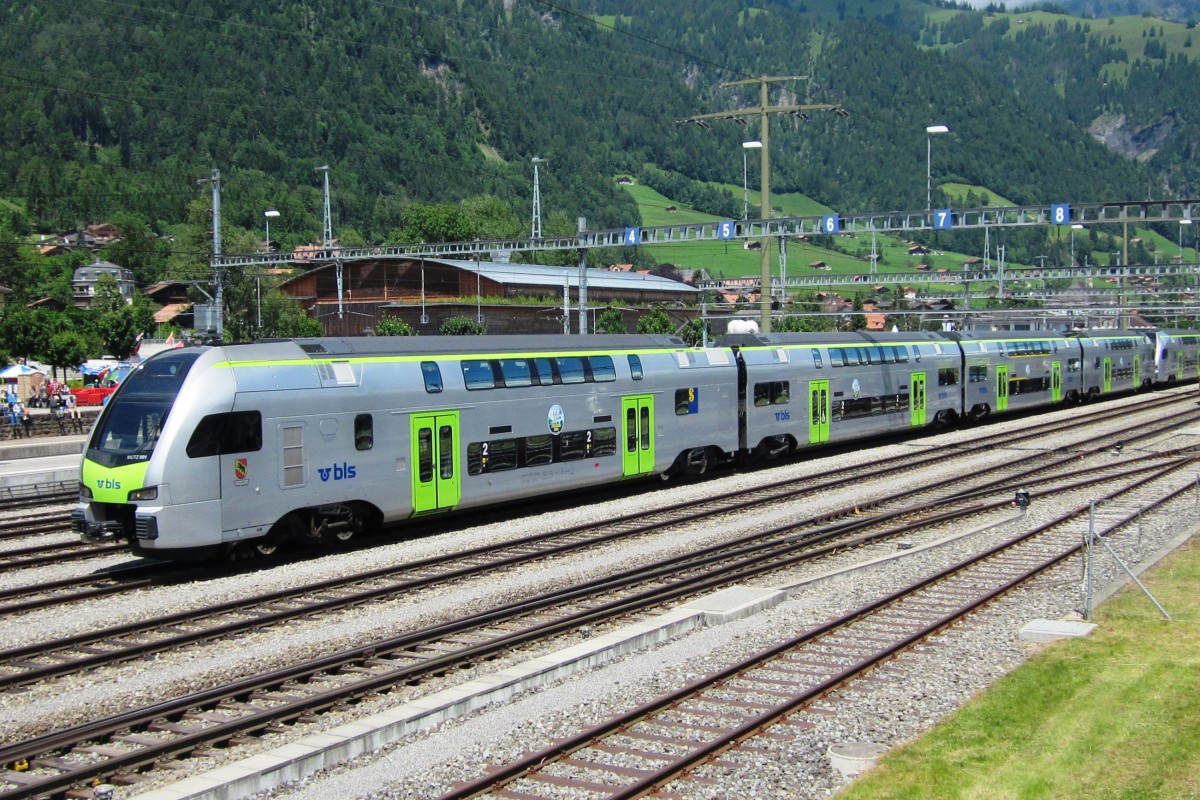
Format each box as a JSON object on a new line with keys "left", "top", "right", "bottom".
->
{"left": 1180, "top": 219, "right": 1192, "bottom": 263}
{"left": 926, "top": 124, "right": 949, "bottom": 212}
{"left": 264, "top": 209, "right": 279, "bottom": 253}
{"left": 741, "top": 140, "right": 761, "bottom": 220}
{"left": 1071, "top": 223, "right": 1084, "bottom": 266}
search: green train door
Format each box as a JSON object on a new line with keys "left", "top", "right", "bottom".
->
{"left": 1103, "top": 357, "right": 1113, "bottom": 393}
{"left": 996, "top": 365, "right": 1009, "bottom": 412}
{"left": 621, "top": 395, "right": 655, "bottom": 477}
{"left": 910, "top": 372, "right": 927, "bottom": 427}
{"left": 1178, "top": 351, "right": 1185, "bottom": 381}
{"left": 808, "top": 381, "right": 830, "bottom": 445}
{"left": 1051, "top": 361, "right": 1063, "bottom": 402}
{"left": 1133, "top": 355, "right": 1141, "bottom": 389}
{"left": 411, "top": 411, "right": 460, "bottom": 516}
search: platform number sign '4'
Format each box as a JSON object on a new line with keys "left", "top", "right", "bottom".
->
{"left": 1051, "top": 204, "right": 1070, "bottom": 225}
{"left": 623, "top": 227, "right": 640, "bottom": 246}
{"left": 934, "top": 209, "right": 953, "bottom": 230}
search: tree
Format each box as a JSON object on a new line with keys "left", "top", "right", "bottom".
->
{"left": 439, "top": 316, "right": 486, "bottom": 335}
{"left": 90, "top": 273, "right": 127, "bottom": 313}
{"left": 636, "top": 308, "right": 674, "bottom": 335}
{"left": 96, "top": 308, "right": 143, "bottom": 359}
{"left": 257, "top": 290, "right": 322, "bottom": 338}
{"left": 0, "top": 306, "right": 55, "bottom": 363}
{"left": 376, "top": 316, "right": 416, "bottom": 336}
{"left": 677, "top": 318, "right": 711, "bottom": 346}
{"left": 595, "top": 307, "right": 627, "bottom": 334}
{"left": 44, "top": 331, "right": 92, "bottom": 380}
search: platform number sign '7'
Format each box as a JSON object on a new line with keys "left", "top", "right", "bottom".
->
{"left": 934, "top": 209, "right": 953, "bottom": 230}
{"left": 1051, "top": 204, "right": 1070, "bottom": 225}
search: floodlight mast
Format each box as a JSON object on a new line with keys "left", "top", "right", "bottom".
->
{"left": 681, "top": 76, "right": 848, "bottom": 332}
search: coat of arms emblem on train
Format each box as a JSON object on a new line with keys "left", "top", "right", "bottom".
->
{"left": 234, "top": 458, "right": 248, "bottom": 480}
{"left": 547, "top": 404, "right": 565, "bottom": 434}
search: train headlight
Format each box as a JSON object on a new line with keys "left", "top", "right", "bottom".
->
{"left": 79, "top": 483, "right": 93, "bottom": 500}
{"left": 128, "top": 486, "right": 159, "bottom": 502}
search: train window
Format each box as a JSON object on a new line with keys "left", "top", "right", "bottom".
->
{"left": 628, "top": 355, "right": 643, "bottom": 380}
{"left": 626, "top": 407, "right": 637, "bottom": 453}
{"left": 486, "top": 439, "right": 517, "bottom": 471}
{"left": 938, "top": 367, "right": 959, "bottom": 386}
{"left": 524, "top": 435, "right": 554, "bottom": 467}
{"left": 462, "top": 360, "right": 496, "bottom": 390}
{"left": 640, "top": 406, "right": 651, "bottom": 450}
{"left": 829, "top": 348, "right": 845, "bottom": 367}
{"left": 969, "top": 365, "right": 988, "bottom": 382}
{"left": 860, "top": 347, "right": 874, "bottom": 365}
{"left": 439, "top": 426, "right": 455, "bottom": 479}
{"left": 589, "top": 355, "right": 616, "bottom": 382}
{"left": 912, "top": 345, "right": 921, "bottom": 363}
{"left": 556, "top": 357, "right": 586, "bottom": 384}
{"left": 500, "top": 359, "right": 533, "bottom": 388}
{"left": 592, "top": 427, "right": 617, "bottom": 457}
{"left": 675, "top": 388, "right": 698, "bottom": 415}
{"left": 842, "top": 348, "right": 860, "bottom": 367}
{"left": 354, "top": 414, "right": 373, "bottom": 451}
{"left": 812, "top": 349, "right": 823, "bottom": 368}
{"left": 532, "top": 358, "right": 555, "bottom": 385}
{"left": 421, "top": 362, "right": 443, "bottom": 393}
{"left": 1068, "top": 358, "right": 1082, "bottom": 372}
{"left": 559, "top": 431, "right": 589, "bottom": 461}
{"left": 466, "top": 442, "right": 484, "bottom": 475}
{"left": 417, "top": 429, "right": 434, "bottom": 482}
{"left": 753, "top": 382, "right": 790, "bottom": 406}
{"left": 186, "top": 411, "right": 263, "bottom": 458}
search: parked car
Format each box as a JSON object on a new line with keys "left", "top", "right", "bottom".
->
{"left": 71, "top": 380, "right": 119, "bottom": 407}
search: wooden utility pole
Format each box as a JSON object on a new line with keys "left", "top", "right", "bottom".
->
{"left": 682, "top": 76, "right": 847, "bottom": 332}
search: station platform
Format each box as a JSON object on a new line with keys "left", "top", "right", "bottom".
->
{"left": 0, "top": 433, "right": 86, "bottom": 492}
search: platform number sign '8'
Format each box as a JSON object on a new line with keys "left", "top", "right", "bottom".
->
{"left": 1051, "top": 204, "right": 1070, "bottom": 225}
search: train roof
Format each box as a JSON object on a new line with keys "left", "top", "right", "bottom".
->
{"left": 212, "top": 334, "right": 692, "bottom": 360}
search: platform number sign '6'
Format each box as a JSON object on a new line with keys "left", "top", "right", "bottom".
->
{"left": 821, "top": 215, "right": 840, "bottom": 235}
{"left": 1051, "top": 204, "right": 1070, "bottom": 225}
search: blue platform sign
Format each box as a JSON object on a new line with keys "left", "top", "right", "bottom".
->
{"left": 717, "top": 221, "right": 736, "bottom": 239}
{"left": 933, "top": 209, "right": 953, "bottom": 230}
{"left": 821, "top": 214, "right": 840, "bottom": 234}
{"left": 1051, "top": 204, "right": 1071, "bottom": 225}
{"left": 623, "top": 227, "right": 641, "bottom": 246}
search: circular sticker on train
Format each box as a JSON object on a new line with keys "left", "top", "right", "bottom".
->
{"left": 852, "top": 378, "right": 861, "bottom": 398}
{"left": 548, "top": 404, "right": 565, "bottom": 434}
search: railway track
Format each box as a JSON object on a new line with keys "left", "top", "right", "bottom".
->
{"left": 1, "top": 397, "right": 1193, "bottom": 691}
{"left": 0, "top": 420, "right": 1195, "bottom": 798}
{"left": 437, "top": 463, "right": 1193, "bottom": 799}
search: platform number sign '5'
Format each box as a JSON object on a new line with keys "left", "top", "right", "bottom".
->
{"left": 1051, "top": 204, "right": 1070, "bottom": 225}
{"left": 933, "top": 209, "right": 953, "bottom": 230}
{"left": 717, "top": 221, "right": 735, "bottom": 239}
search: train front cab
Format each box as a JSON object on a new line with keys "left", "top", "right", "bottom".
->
{"left": 73, "top": 349, "right": 226, "bottom": 558}
{"left": 1150, "top": 329, "right": 1200, "bottom": 386}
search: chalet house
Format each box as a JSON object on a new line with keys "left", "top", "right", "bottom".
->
{"left": 962, "top": 257, "right": 983, "bottom": 268}
{"left": 915, "top": 263, "right": 930, "bottom": 271}
{"left": 809, "top": 261, "right": 828, "bottom": 270}
{"left": 907, "top": 244, "right": 930, "bottom": 256}
{"left": 71, "top": 259, "right": 135, "bottom": 308}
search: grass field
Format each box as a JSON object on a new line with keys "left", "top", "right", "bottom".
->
{"left": 839, "top": 535, "right": 1200, "bottom": 800}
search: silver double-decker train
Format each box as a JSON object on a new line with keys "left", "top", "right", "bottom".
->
{"left": 72, "top": 328, "right": 1197, "bottom": 561}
